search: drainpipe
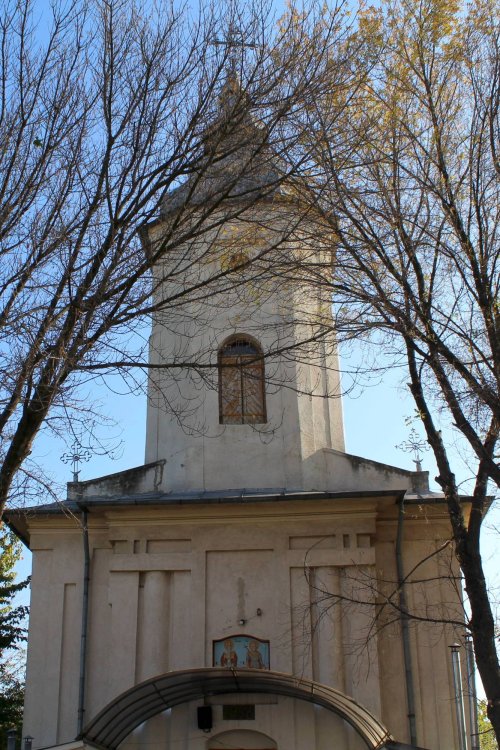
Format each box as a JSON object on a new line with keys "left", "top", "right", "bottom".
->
{"left": 6, "top": 728, "right": 17, "bottom": 750}
{"left": 77, "top": 508, "right": 90, "bottom": 736}
{"left": 465, "top": 635, "right": 480, "bottom": 750}
{"left": 450, "top": 643, "right": 468, "bottom": 750}
{"left": 396, "top": 497, "right": 417, "bottom": 746}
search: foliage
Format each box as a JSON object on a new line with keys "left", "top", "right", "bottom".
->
{"left": 0, "top": 0, "right": 355, "bottom": 514}
{"left": 281, "top": 0, "right": 500, "bottom": 742}
{"left": 479, "top": 700, "right": 499, "bottom": 750}
{"left": 0, "top": 531, "right": 29, "bottom": 750}
{"left": 1, "top": 0, "right": 498, "bottom": 743}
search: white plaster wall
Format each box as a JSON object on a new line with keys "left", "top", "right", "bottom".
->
{"left": 23, "top": 498, "right": 465, "bottom": 750}
{"left": 120, "top": 696, "right": 368, "bottom": 750}
{"left": 306, "top": 448, "right": 414, "bottom": 493}
{"left": 23, "top": 531, "right": 82, "bottom": 746}
{"left": 144, "top": 209, "right": 345, "bottom": 493}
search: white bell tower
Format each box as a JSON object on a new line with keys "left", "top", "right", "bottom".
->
{"left": 143, "top": 83, "right": 345, "bottom": 493}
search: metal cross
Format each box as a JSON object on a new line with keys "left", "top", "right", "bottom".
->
{"left": 212, "top": 22, "right": 256, "bottom": 74}
{"left": 61, "top": 440, "right": 92, "bottom": 483}
{"left": 396, "top": 428, "right": 429, "bottom": 471}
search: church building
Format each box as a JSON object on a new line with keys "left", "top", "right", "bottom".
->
{"left": 7, "top": 77, "right": 472, "bottom": 750}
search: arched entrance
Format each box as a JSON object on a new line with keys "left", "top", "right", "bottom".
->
{"left": 80, "top": 668, "right": 395, "bottom": 750}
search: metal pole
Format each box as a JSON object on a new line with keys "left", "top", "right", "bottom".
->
{"left": 465, "top": 635, "right": 480, "bottom": 750}
{"left": 396, "top": 498, "right": 417, "bottom": 745}
{"left": 450, "top": 643, "right": 468, "bottom": 750}
{"left": 6, "top": 728, "right": 17, "bottom": 750}
{"left": 77, "top": 508, "right": 90, "bottom": 735}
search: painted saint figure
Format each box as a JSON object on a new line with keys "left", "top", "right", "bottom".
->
{"left": 245, "top": 639, "right": 265, "bottom": 669}
{"left": 220, "top": 639, "right": 238, "bottom": 668}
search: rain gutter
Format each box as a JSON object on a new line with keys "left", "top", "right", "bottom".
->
{"left": 77, "top": 506, "right": 90, "bottom": 736}
{"left": 396, "top": 496, "right": 417, "bottom": 746}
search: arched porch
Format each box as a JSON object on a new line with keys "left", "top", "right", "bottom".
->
{"left": 79, "top": 668, "right": 396, "bottom": 750}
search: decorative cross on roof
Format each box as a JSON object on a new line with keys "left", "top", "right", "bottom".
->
{"left": 61, "top": 440, "right": 92, "bottom": 483}
{"left": 396, "top": 428, "right": 429, "bottom": 471}
{"left": 212, "top": 22, "right": 257, "bottom": 74}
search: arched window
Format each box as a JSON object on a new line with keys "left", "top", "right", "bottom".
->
{"left": 218, "top": 337, "right": 266, "bottom": 424}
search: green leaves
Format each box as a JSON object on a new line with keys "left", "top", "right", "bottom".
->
{"left": 0, "top": 531, "right": 28, "bottom": 750}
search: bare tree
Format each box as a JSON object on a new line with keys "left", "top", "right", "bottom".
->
{"left": 0, "top": 0, "right": 355, "bottom": 514}
{"left": 280, "top": 0, "right": 500, "bottom": 740}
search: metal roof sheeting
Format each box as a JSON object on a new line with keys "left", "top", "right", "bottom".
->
{"left": 80, "top": 668, "right": 394, "bottom": 750}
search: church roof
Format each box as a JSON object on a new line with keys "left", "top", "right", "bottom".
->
{"left": 160, "top": 74, "right": 290, "bottom": 217}
{"left": 6, "top": 484, "right": 461, "bottom": 548}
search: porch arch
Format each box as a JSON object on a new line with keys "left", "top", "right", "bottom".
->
{"left": 80, "top": 668, "right": 394, "bottom": 750}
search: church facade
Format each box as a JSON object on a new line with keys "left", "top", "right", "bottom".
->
{"left": 8, "top": 82, "right": 472, "bottom": 750}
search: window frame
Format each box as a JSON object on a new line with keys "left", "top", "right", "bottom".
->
{"left": 218, "top": 335, "right": 267, "bottom": 425}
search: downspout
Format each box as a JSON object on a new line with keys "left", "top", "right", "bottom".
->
{"left": 77, "top": 507, "right": 90, "bottom": 736}
{"left": 396, "top": 496, "right": 417, "bottom": 746}
{"left": 465, "top": 635, "right": 480, "bottom": 750}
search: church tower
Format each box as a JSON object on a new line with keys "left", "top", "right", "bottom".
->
{"left": 7, "top": 73, "right": 473, "bottom": 750}
{"left": 143, "top": 77, "right": 344, "bottom": 493}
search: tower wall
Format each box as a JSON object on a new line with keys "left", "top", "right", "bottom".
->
{"left": 144, "top": 207, "right": 345, "bottom": 492}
